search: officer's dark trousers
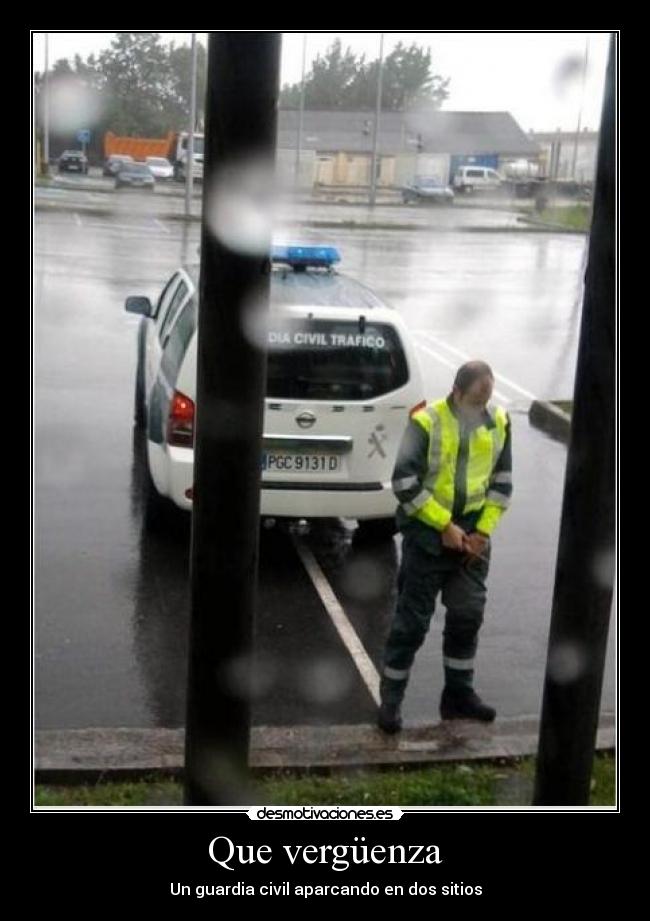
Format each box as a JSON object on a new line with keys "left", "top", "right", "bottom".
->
{"left": 380, "top": 529, "right": 490, "bottom": 706}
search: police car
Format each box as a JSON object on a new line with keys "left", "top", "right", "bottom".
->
{"left": 126, "top": 245, "right": 424, "bottom": 537}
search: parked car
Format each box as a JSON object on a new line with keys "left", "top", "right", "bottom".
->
{"left": 115, "top": 162, "right": 156, "bottom": 191}
{"left": 58, "top": 150, "right": 89, "bottom": 174}
{"left": 103, "top": 154, "right": 134, "bottom": 177}
{"left": 145, "top": 156, "right": 174, "bottom": 180}
{"left": 402, "top": 176, "right": 454, "bottom": 205}
{"left": 452, "top": 165, "right": 503, "bottom": 194}
{"left": 125, "top": 244, "right": 425, "bottom": 538}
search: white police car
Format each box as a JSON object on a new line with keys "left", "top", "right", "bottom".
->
{"left": 126, "top": 245, "right": 424, "bottom": 536}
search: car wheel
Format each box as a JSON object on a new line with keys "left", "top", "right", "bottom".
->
{"left": 355, "top": 517, "right": 397, "bottom": 543}
{"left": 134, "top": 324, "right": 147, "bottom": 429}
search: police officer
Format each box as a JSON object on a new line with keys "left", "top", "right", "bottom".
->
{"left": 378, "top": 360, "right": 512, "bottom": 733}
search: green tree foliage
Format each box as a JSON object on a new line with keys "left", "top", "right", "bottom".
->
{"left": 280, "top": 39, "right": 450, "bottom": 111}
{"left": 34, "top": 32, "right": 207, "bottom": 159}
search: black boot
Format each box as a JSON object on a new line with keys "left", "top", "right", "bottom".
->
{"left": 377, "top": 700, "right": 403, "bottom": 734}
{"left": 440, "top": 687, "right": 496, "bottom": 722}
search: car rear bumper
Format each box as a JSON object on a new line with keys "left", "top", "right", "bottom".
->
{"left": 155, "top": 444, "right": 397, "bottom": 520}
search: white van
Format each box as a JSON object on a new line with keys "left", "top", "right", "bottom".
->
{"left": 126, "top": 245, "right": 425, "bottom": 538}
{"left": 453, "top": 165, "right": 503, "bottom": 194}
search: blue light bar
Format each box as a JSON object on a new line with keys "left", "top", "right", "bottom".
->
{"left": 271, "top": 244, "right": 341, "bottom": 268}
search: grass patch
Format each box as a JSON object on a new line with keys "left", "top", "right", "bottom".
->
{"left": 538, "top": 204, "right": 592, "bottom": 231}
{"left": 35, "top": 753, "right": 615, "bottom": 808}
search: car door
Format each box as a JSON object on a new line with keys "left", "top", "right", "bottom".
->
{"left": 145, "top": 272, "right": 183, "bottom": 397}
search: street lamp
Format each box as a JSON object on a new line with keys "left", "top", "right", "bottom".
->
{"left": 571, "top": 37, "right": 590, "bottom": 181}
{"left": 294, "top": 33, "right": 307, "bottom": 191}
{"left": 185, "top": 32, "right": 198, "bottom": 218}
{"left": 369, "top": 33, "right": 385, "bottom": 208}
{"left": 43, "top": 32, "right": 50, "bottom": 177}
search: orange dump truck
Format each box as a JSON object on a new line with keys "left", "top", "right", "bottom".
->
{"left": 104, "top": 131, "right": 204, "bottom": 180}
{"left": 104, "top": 131, "right": 175, "bottom": 161}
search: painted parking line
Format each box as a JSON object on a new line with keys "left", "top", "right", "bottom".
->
{"left": 292, "top": 535, "right": 380, "bottom": 706}
{"left": 417, "top": 329, "right": 538, "bottom": 403}
{"left": 73, "top": 212, "right": 83, "bottom": 227}
{"left": 152, "top": 219, "right": 171, "bottom": 234}
{"left": 416, "top": 340, "right": 513, "bottom": 406}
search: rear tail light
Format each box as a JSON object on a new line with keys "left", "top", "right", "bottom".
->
{"left": 167, "top": 390, "right": 195, "bottom": 447}
{"left": 409, "top": 399, "right": 427, "bottom": 416}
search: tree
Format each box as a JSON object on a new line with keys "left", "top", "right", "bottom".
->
{"left": 166, "top": 41, "right": 207, "bottom": 130}
{"left": 95, "top": 32, "right": 174, "bottom": 137}
{"left": 34, "top": 33, "right": 209, "bottom": 162}
{"left": 280, "top": 39, "right": 450, "bottom": 111}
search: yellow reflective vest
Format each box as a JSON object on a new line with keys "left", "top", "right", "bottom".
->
{"left": 393, "top": 397, "right": 512, "bottom": 537}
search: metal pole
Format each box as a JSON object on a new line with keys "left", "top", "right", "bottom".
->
{"left": 533, "top": 33, "right": 615, "bottom": 806}
{"left": 185, "top": 32, "right": 198, "bottom": 217}
{"left": 184, "top": 32, "right": 281, "bottom": 806}
{"left": 571, "top": 37, "right": 590, "bottom": 180}
{"left": 43, "top": 33, "right": 50, "bottom": 176}
{"left": 369, "top": 32, "right": 384, "bottom": 208}
{"left": 294, "top": 32, "right": 307, "bottom": 190}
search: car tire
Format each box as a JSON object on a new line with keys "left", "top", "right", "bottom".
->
{"left": 134, "top": 324, "right": 147, "bottom": 429}
{"left": 355, "top": 517, "right": 397, "bottom": 543}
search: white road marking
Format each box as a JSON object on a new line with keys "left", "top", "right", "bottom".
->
{"left": 153, "top": 219, "right": 170, "bottom": 234}
{"left": 73, "top": 212, "right": 83, "bottom": 227}
{"left": 417, "top": 329, "right": 538, "bottom": 402}
{"left": 292, "top": 536, "right": 380, "bottom": 705}
{"left": 416, "top": 341, "right": 512, "bottom": 406}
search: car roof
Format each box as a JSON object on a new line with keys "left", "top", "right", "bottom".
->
{"left": 183, "top": 263, "right": 391, "bottom": 314}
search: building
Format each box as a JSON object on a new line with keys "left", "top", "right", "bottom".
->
{"left": 529, "top": 129, "right": 599, "bottom": 183}
{"left": 276, "top": 109, "right": 541, "bottom": 190}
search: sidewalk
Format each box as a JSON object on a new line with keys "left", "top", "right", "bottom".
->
{"left": 36, "top": 714, "right": 615, "bottom": 782}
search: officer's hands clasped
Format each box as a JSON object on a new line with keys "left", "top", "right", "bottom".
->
{"left": 442, "top": 523, "right": 489, "bottom": 566}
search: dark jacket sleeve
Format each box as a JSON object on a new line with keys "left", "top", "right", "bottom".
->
{"left": 391, "top": 419, "right": 429, "bottom": 504}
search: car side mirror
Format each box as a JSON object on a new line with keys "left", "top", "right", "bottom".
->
{"left": 125, "top": 296, "right": 153, "bottom": 317}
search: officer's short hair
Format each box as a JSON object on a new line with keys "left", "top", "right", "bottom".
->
{"left": 453, "top": 361, "right": 494, "bottom": 395}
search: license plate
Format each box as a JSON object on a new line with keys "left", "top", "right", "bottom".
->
{"left": 262, "top": 452, "right": 341, "bottom": 473}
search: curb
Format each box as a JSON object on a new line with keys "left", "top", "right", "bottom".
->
{"left": 529, "top": 400, "right": 571, "bottom": 443}
{"left": 35, "top": 203, "right": 539, "bottom": 234}
{"left": 516, "top": 216, "right": 588, "bottom": 234}
{"left": 35, "top": 714, "right": 614, "bottom": 783}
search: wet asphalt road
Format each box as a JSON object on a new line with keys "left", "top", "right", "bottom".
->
{"left": 34, "top": 201, "right": 615, "bottom": 730}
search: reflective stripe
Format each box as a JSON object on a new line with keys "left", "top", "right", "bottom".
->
{"left": 490, "top": 427, "right": 500, "bottom": 471}
{"left": 443, "top": 656, "right": 475, "bottom": 671}
{"left": 492, "top": 471, "right": 512, "bottom": 485}
{"left": 403, "top": 489, "right": 431, "bottom": 514}
{"left": 384, "top": 666, "right": 410, "bottom": 680}
{"left": 427, "top": 415, "right": 443, "bottom": 478}
{"left": 487, "top": 490, "right": 510, "bottom": 507}
{"left": 393, "top": 475, "right": 419, "bottom": 491}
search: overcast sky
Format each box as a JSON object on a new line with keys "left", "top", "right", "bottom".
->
{"left": 32, "top": 31, "right": 611, "bottom": 133}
